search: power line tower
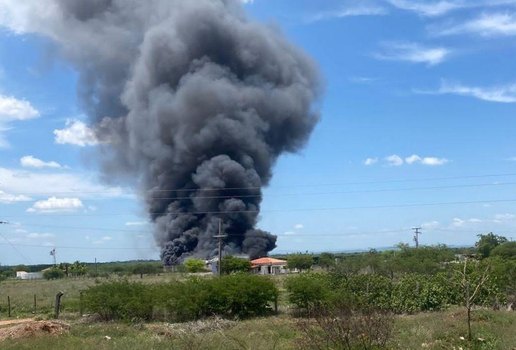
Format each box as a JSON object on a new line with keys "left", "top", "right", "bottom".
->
{"left": 213, "top": 219, "right": 227, "bottom": 277}
{"left": 50, "top": 248, "right": 57, "bottom": 266}
{"left": 412, "top": 227, "right": 422, "bottom": 248}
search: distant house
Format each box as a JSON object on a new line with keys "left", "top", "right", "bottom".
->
{"left": 16, "top": 271, "right": 43, "bottom": 280}
{"left": 251, "top": 257, "right": 288, "bottom": 275}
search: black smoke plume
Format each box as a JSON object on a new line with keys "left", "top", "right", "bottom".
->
{"left": 18, "top": 0, "right": 320, "bottom": 263}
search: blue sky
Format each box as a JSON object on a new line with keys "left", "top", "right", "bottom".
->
{"left": 1, "top": 0, "right": 516, "bottom": 265}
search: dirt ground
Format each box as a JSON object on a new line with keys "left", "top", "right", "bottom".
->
{"left": 0, "top": 320, "right": 70, "bottom": 341}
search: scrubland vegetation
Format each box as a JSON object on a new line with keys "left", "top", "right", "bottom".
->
{"left": 0, "top": 233, "right": 515, "bottom": 349}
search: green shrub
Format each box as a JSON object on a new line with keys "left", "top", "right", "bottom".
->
{"left": 184, "top": 258, "right": 207, "bottom": 273}
{"left": 83, "top": 274, "right": 278, "bottom": 322}
{"left": 287, "top": 254, "right": 313, "bottom": 271}
{"left": 285, "top": 273, "right": 330, "bottom": 310}
{"left": 221, "top": 256, "right": 251, "bottom": 274}
{"left": 82, "top": 280, "right": 154, "bottom": 321}
{"left": 43, "top": 267, "right": 65, "bottom": 280}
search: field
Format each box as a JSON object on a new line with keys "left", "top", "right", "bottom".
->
{"left": 1, "top": 275, "right": 515, "bottom": 349}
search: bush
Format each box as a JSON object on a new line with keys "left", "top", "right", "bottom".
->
{"left": 83, "top": 274, "right": 278, "bottom": 322}
{"left": 221, "top": 256, "right": 251, "bottom": 274}
{"left": 285, "top": 273, "right": 330, "bottom": 311}
{"left": 43, "top": 267, "right": 65, "bottom": 280}
{"left": 184, "top": 258, "right": 207, "bottom": 273}
{"left": 82, "top": 280, "right": 154, "bottom": 321}
{"left": 287, "top": 254, "right": 313, "bottom": 271}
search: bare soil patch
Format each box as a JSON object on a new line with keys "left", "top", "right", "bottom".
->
{"left": 0, "top": 320, "right": 70, "bottom": 341}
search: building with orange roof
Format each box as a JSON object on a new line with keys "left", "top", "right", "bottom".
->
{"left": 250, "top": 257, "right": 288, "bottom": 275}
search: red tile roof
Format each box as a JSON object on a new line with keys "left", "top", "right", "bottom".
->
{"left": 250, "top": 257, "right": 287, "bottom": 266}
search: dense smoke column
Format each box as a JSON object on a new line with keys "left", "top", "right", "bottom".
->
{"left": 20, "top": 0, "right": 321, "bottom": 263}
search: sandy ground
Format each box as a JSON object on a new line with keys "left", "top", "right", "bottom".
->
{"left": 0, "top": 320, "right": 69, "bottom": 341}
{"left": 0, "top": 318, "right": 34, "bottom": 327}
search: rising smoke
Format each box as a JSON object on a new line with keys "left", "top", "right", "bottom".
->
{"left": 3, "top": 0, "right": 321, "bottom": 264}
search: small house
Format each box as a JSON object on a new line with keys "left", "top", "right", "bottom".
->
{"left": 16, "top": 271, "right": 43, "bottom": 280}
{"left": 251, "top": 257, "right": 288, "bottom": 275}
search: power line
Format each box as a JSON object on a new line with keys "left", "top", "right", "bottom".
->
{"left": 0, "top": 242, "right": 158, "bottom": 250}
{"left": 3, "top": 197, "right": 516, "bottom": 218}
{"left": 146, "top": 181, "right": 516, "bottom": 201}
{"left": 4, "top": 172, "right": 516, "bottom": 196}
{"left": 0, "top": 221, "right": 33, "bottom": 264}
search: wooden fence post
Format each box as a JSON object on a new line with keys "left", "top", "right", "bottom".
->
{"left": 7, "top": 296, "right": 11, "bottom": 317}
{"left": 79, "top": 291, "right": 83, "bottom": 316}
{"left": 33, "top": 294, "right": 37, "bottom": 314}
{"left": 54, "top": 291, "right": 64, "bottom": 319}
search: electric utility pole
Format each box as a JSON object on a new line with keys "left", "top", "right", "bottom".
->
{"left": 412, "top": 227, "right": 422, "bottom": 248}
{"left": 213, "top": 219, "right": 227, "bottom": 277}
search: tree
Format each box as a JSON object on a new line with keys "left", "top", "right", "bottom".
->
{"left": 287, "top": 254, "right": 313, "bottom": 271}
{"left": 132, "top": 263, "right": 160, "bottom": 278}
{"left": 455, "top": 259, "right": 490, "bottom": 341}
{"left": 476, "top": 233, "right": 508, "bottom": 258}
{"left": 184, "top": 258, "right": 206, "bottom": 273}
{"left": 490, "top": 241, "right": 516, "bottom": 259}
{"left": 221, "top": 256, "right": 251, "bottom": 274}
{"left": 43, "top": 267, "right": 65, "bottom": 280}
{"left": 317, "top": 252, "right": 336, "bottom": 270}
{"left": 70, "top": 261, "right": 87, "bottom": 277}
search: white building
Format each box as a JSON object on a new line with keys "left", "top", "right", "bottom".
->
{"left": 16, "top": 271, "right": 43, "bottom": 280}
{"left": 251, "top": 257, "right": 288, "bottom": 275}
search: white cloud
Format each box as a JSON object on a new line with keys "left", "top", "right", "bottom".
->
{"left": 388, "top": 0, "right": 516, "bottom": 17}
{"left": 93, "top": 236, "right": 113, "bottom": 244}
{"left": 294, "top": 224, "right": 304, "bottom": 230}
{"left": 452, "top": 217, "right": 465, "bottom": 227}
{"left": 364, "top": 157, "right": 379, "bottom": 166}
{"left": 405, "top": 154, "right": 422, "bottom": 164}
{"left": 54, "top": 119, "right": 99, "bottom": 147}
{"left": 0, "top": 167, "right": 127, "bottom": 199}
{"left": 375, "top": 42, "right": 450, "bottom": 66}
{"left": 421, "top": 220, "right": 440, "bottom": 229}
{"left": 20, "top": 155, "right": 63, "bottom": 169}
{"left": 385, "top": 154, "right": 404, "bottom": 166}
{"left": 0, "top": 190, "right": 32, "bottom": 203}
{"left": 282, "top": 231, "right": 297, "bottom": 236}
{"left": 387, "top": 0, "right": 463, "bottom": 16}
{"left": 468, "top": 218, "right": 483, "bottom": 223}
{"left": 125, "top": 221, "right": 148, "bottom": 226}
{"left": 423, "top": 81, "right": 516, "bottom": 103}
{"left": 493, "top": 213, "right": 515, "bottom": 222}
{"left": 310, "top": 5, "right": 388, "bottom": 22}
{"left": 405, "top": 154, "right": 448, "bottom": 165}
{"left": 26, "top": 232, "right": 55, "bottom": 239}
{"left": 434, "top": 12, "right": 516, "bottom": 37}
{"left": 0, "top": 95, "right": 39, "bottom": 121}
{"left": 0, "top": 95, "right": 39, "bottom": 147}
{"left": 420, "top": 157, "right": 449, "bottom": 166}
{"left": 27, "top": 197, "right": 83, "bottom": 213}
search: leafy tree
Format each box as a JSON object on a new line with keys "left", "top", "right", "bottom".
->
{"left": 43, "top": 267, "right": 65, "bottom": 280}
{"left": 317, "top": 252, "right": 336, "bottom": 270}
{"left": 184, "top": 258, "right": 206, "bottom": 273}
{"left": 490, "top": 241, "right": 516, "bottom": 259}
{"left": 70, "top": 261, "right": 87, "bottom": 277}
{"left": 221, "top": 256, "right": 251, "bottom": 274}
{"left": 132, "top": 263, "right": 160, "bottom": 278}
{"left": 287, "top": 253, "right": 313, "bottom": 271}
{"left": 476, "top": 233, "right": 508, "bottom": 258}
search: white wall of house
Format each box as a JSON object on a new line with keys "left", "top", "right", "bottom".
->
{"left": 16, "top": 271, "right": 43, "bottom": 280}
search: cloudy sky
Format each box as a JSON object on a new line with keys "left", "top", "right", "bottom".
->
{"left": 1, "top": 0, "right": 516, "bottom": 265}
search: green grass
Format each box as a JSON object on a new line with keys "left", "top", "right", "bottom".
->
{"left": 1, "top": 276, "right": 515, "bottom": 349}
{"left": 0, "top": 274, "right": 182, "bottom": 318}
{"left": 1, "top": 309, "right": 515, "bottom": 349}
